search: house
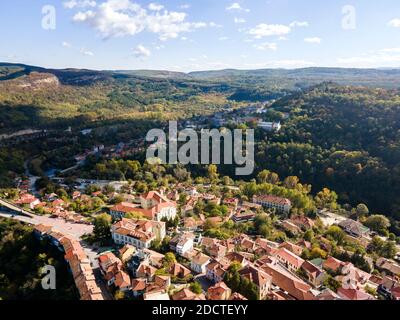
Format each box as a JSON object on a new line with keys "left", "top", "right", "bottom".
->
{"left": 253, "top": 195, "right": 292, "bottom": 213}
{"left": 337, "top": 263, "right": 371, "bottom": 289}
{"left": 109, "top": 191, "right": 177, "bottom": 221}
{"left": 207, "top": 282, "right": 232, "bottom": 300}
{"left": 109, "top": 202, "right": 140, "bottom": 220}
{"left": 258, "top": 121, "right": 282, "bottom": 132}
{"left": 114, "top": 270, "right": 132, "bottom": 292}
{"left": 279, "top": 241, "right": 303, "bottom": 256}
{"left": 139, "top": 191, "right": 177, "bottom": 221}
{"left": 136, "top": 262, "right": 157, "bottom": 281}
{"left": 98, "top": 252, "right": 122, "bottom": 275}
{"left": 232, "top": 210, "right": 256, "bottom": 223}
{"left": 281, "top": 220, "right": 302, "bottom": 235}
{"left": 207, "top": 243, "right": 228, "bottom": 259}
{"left": 301, "top": 261, "right": 327, "bottom": 288}
{"left": 261, "top": 263, "right": 315, "bottom": 300}
{"left": 230, "top": 292, "right": 248, "bottom": 300}
{"left": 34, "top": 224, "right": 53, "bottom": 240}
{"left": 98, "top": 252, "right": 125, "bottom": 287}
{"left": 171, "top": 288, "right": 206, "bottom": 301}
{"left": 275, "top": 248, "right": 305, "bottom": 272}
{"left": 376, "top": 258, "right": 400, "bottom": 277}
{"left": 316, "top": 288, "right": 342, "bottom": 300}
{"left": 337, "top": 287, "right": 375, "bottom": 300}
{"left": 119, "top": 244, "right": 136, "bottom": 263}
{"left": 141, "top": 249, "right": 165, "bottom": 268}
{"left": 169, "top": 233, "right": 195, "bottom": 257}
{"left": 239, "top": 264, "right": 272, "bottom": 300}
{"left": 338, "top": 219, "right": 370, "bottom": 238}
{"left": 190, "top": 251, "right": 211, "bottom": 274}
{"left": 111, "top": 218, "right": 166, "bottom": 249}
{"left": 323, "top": 256, "right": 346, "bottom": 273}
{"left": 378, "top": 276, "right": 400, "bottom": 300}
{"left": 169, "top": 262, "right": 191, "bottom": 279}
{"left": 144, "top": 291, "right": 170, "bottom": 300}
{"left": 206, "top": 259, "right": 228, "bottom": 284}
{"left": 220, "top": 252, "right": 248, "bottom": 268}
{"left": 15, "top": 193, "right": 40, "bottom": 209}
{"left": 131, "top": 278, "right": 147, "bottom": 297}
{"left": 290, "top": 215, "right": 315, "bottom": 231}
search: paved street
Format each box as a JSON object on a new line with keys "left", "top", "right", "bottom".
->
{"left": 0, "top": 210, "right": 93, "bottom": 239}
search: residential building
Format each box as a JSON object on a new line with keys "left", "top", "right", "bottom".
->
{"left": 258, "top": 121, "right": 282, "bottom": 132}
{"left": 170, "top": 232, "right": 195, "bottom": 257}
{"left": 239, "top": 264, "right": 272, "bottom": 300}
{"left": 376, "top": 258, "right": 400, "bottom": 277}
{"left": 279, "top": 241, "right": 303, "bottom": 256}
{"left": 111, "top": 218, "right": 166, "bottom": 249}
{"left": 169, "top": 262, "right": 192, "bottom": 279}
{"left": 206, "top": 259, "right": 228, "bottom": 284}
{"left": 338, "top": 219, "right": 370, "bottom": 238}
{"left": 119, "top": 244, "right": 136, "bottom": 263}
{"left": 337, "top": 287, "right": 375, "bottom": 300}
{"left": 190, "top": 251, "right": 211, "bottom": 274}
{"left": 253, "top": 195, "right": 292, "bottom": 213}
{"left": 171, "top": 288, "right": 206, "bottom": 301}
{"left": 275, "top": 248, "right": 305, "bottom": 272}
{"left": 262, "top": 263, "right": 315, "bottom": 300}
{"left": 109, "top": 191, "right": 177, "bottom": 221}
{"left": 301, "top": 261, "right": 327, "bottom": 288}
{"left": 207, "top": 282, "right": 232, "bottom": 300}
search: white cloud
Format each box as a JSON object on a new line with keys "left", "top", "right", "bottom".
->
{"left": 304, "top": 37, "right": 321, "bottom": 44}
{"left": 134, "top": 44, "right": 151, "bottom": 58}
{"left": 179, "top": 4, "right": 190, "bottom": 9}
{"left": 219, "top": 36, "right": 229, "bottom": 41}
{"left": 234, "top": 17, "right": 246, "bottom": 24}
{"left": 244, "top": 59, "right": 315, "bottom": 69}
{"left": 249, "top": 23, "right": 291, "bottom": 38}
{"left": 62, "top": 41, "right": 72, "bottom": 47}
{"left": 70, "top": 0, "right": 213, "bottom": 41}
{"left": 80, "top": 48, "right": 94, "bottom": 56}
{"left": 63, "top": 0, "right": 96, "bottom": 9}
{"left": 226, "top": 2, "right": 250, "bottom": 12}
{"left": 148, "top": 3, "right": 164, "bottom": 11}
{"left": 253, "top": 42, "right": 277, "bottom": 51}
{"left": 337, "top": 49, "right": 400, "bottom": 67}
{"left": 388, "top": 18, "right": 400, "bottom": 27}
{"left": 380, "top": 47, "right": 400, "bottom": 53}
{"left": 289, "top": 21, "right": 309, "bottom": 28}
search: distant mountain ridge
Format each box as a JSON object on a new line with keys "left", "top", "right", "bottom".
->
{"left": 2, "top": 62, "right": 400, "bottom": 85}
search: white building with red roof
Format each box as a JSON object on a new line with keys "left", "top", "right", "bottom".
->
{"left": 109, "top": 191, "right": 176, "bottom": 221}
{"left": 111, "top": 218, "right": 166, "bottom": 249}
{"left": 253, "top": 195, "right": 292, "bottom": 213}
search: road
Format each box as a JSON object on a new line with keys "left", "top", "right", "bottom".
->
{"left": 0, "top": 208, "right": 114, "bottom": 300}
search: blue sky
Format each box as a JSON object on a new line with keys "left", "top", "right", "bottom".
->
{"left": 1, "top": 0, "right": 400, "bottom": 71}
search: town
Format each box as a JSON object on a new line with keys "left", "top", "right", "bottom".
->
{"left": 1, "top": 170, "right": 399, "bottom": 301}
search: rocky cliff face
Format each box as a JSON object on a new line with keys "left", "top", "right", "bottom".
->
{"left": 0, "top": 72, "right": 60, "bottom": 91}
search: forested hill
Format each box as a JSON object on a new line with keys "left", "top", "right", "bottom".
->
{"left": 257, "top": 83, "right": 400, "bottom": 220}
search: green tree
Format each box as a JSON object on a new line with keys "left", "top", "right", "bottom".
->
{"left": 93, "top": 214, "right": 112, "bottom": 245}
{"left": 326, "top": 225, "right": 346, "bottom": 245}
{"left": 364, "top": 215, "right": 390, "bottom": 235}
{"left": 189, "top": 281, "right": 203, "bottom": 294}
{"left": 207, "top": 164, "right": 219, "bottom": 183}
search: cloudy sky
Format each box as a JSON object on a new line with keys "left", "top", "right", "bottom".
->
{"left": 1, "top": 0, "right": 400, "bottom": 71}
